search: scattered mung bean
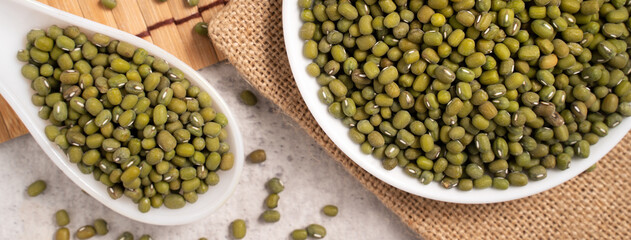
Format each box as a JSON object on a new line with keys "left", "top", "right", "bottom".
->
{"left": 93, "top": 218, "right": 108, "bottom": 235}
{"left": 266, "top": 177, "right": 284, "bottom": 194}
{"left": 100, "top": 0, "right": 116, "bottom": 9}
{"left": 55, "top": 228, "right": 70, "bottom": 240}
{"left": 247, "top": 149, "right": 266, "bottom": 163}
{"left": 306, "top": 224, "right": 326, "bottom": 239}
{"left": 230, "top": 219, "right": 246, "bottom": 239}
{"left": 55, "top": 209, "right": 70, "bottom": 227}
{"left": 240, "top": 90, "right": 258, "bottom": 106}
{"left": 27, "top": 180, "right": 46, "bottom": 197}
{"left": 139, "top": 235, "right": 152, "bottom": 240}
{"left": 187, "top": 0, "right": 199, "bottom": 7}
{"left": 291, "top": 229, "right": 308, "bottom": 240}
{"left": 194, "top": 22, "right": 209, "bottom": 36}
{"left": 265, "top": 193, "right": 280, "bottom": 209}
{"left": 261, "top": 209, "right": 281, "bottom": 222}
{"left": 76, "top": 225, "right": 96, "bottom": 239}
{"left": 117, "top": 231, "right": 134, "bottom": 240}
{"left": 322, "top": 204, "right": 338, "bottom": 217}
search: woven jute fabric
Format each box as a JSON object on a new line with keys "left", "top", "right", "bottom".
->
{"left": 208, "top": 0, "right": 631, "bottom": 238}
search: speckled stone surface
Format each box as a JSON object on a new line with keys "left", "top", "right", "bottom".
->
{"left": 0, "top": 63, "right": 419, "bottom": 240}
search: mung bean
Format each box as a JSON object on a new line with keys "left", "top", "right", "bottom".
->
{"left": 265, "top": 193, "right": 280, "bottom": 209}
{"left": 322, "top": 205, "right": 338, "bottom": 217}
{"left": 307, "top": 224, "right": 327, "bottom": 239}
{"left": 117, "top": 232, "right": 134, "bottom": 240}
{"left": 247, "top": 149, "right": 266, "bottom": 163}
{"left": 194, "top": 22, "right": 208, "bottom": 36}
{"left": 76, "top": 225, "right": 96, "bottom": 239}
{"left": 26, "top": 180, "right": 46, "bottom": 197}
{"left": 291, "top": 229, "right": 309, "bottom": 240}
{"left": 55, "top": 209, "right": 70, "bottom": 227}
{"left": 240, "top": 90, "right": 258, "bottom": 106}
{"left": 100, "top": 0, "right": 116, "bottom": 9}
{"left": 55, "top": 228, "right": 70, "bottom": 240}
{"left": 261, "top": 209, "right": 281, "bottom": 222}
{"left": 266, "top": 177, "right": 284, "bottom": 194}
{"left": 231, "top": 219, "right": 246, "bottom": 239}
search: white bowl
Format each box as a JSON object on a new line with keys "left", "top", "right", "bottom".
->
{"left": 0, "top": 0, "right": 244, "bottom": 224}
{"left": 282, "top": 1, "right": 631, "bottom": 203}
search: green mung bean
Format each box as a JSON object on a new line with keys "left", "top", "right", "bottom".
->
{"left": 307, "top": 224, "right": 327, "bottom": 239}
{"left": 194, "top": 22, "right": 208, "bottom": 36}
{"left": 231, "top": 219, "right": 246, "bottom": 239}
{"left": 240, "top": 90, "right": 258, "bottom": 106}
{"left": 322, "top": 204, "right": 338, "bottom": 217}
{"left": 291, "top": 229, "right": 309, "bottom": 240}
{"left": 139, "top": 235, "right": 152, "bottom": 240}
{"left": 93, "top": 218, "right": 108, "bottom": 235}
{"left": 117, "top": 232, "right": 134, "bottom": 240}
{"left": 55, "top": 228, "right": 70, "bottom": 240}
{"left": 187, "top": 0, "right": 199, "bottom": 7}
{"left": 55, "top": 209, "right": 70, "bottom": 227}
{"left": 76, "top": 225, "right": 96, "bottom": 239}
{"left": 100, "top": 0, "right": 116, "bottom": 9}
{"left": 265, "top": 193, "right": 280, "bottom": 209}
{"left": 26, "top": 180, "right": 46, "bottom": 197}
{"left": 261, "top": 209, "right": 281, "bottom": 222}
{"left": 247, "top": 149, "right": 266, "bottom": 163}
{"left": 266, "top": 177, "right": 284, "bottom": 194}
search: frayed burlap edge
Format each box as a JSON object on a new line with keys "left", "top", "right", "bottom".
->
{"left": 208, "top": 0, "right": 631, "bottom": 239}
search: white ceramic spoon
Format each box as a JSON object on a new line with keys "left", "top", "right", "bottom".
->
{"left": 0, "top": 0, "right": 244, "bottom": 225}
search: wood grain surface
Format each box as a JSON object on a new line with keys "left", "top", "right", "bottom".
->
{"left": 0, "top": 0, "right": 227, "bottom": 143}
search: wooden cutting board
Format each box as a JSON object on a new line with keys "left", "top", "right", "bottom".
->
{"left": 0, "top": 0, "right": 228, "bottom": 143}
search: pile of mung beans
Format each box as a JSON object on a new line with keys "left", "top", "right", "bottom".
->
{"left": 26, "top": 179, "right": 152, "bottom": 240}
{"left": 19, "top": 25, "right": 234, "bottom": 211}
{"left": 299, "top": 0, "right": 631, "bottom": 189}
{"left": 261, "top": 177, "right": 283, "bottom": 223}
{"left": 227, "top": 175, "right": 333, "bottom": 240}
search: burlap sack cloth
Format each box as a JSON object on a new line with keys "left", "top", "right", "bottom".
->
{"left": 208, "top": 0, "right": 631, "bottom": 238}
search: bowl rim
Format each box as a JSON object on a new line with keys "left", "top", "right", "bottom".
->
{"left": 281, "top": 0, "right": 628, "bottom": 204}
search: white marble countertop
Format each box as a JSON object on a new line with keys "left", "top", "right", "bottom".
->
{"left": 0, "top": 63, "right": 419, "bottom": 240}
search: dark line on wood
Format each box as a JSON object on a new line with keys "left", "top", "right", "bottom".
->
{"left": 198, "top": 0, "right": 229, "bottom": 13}
{"left": 174, "top": 12, "right": 201, "bottom": 25}
{"left": 136, "top": 30, "right": 150, "bottom": 38}
{"left": 134, "top": 0, "right": 228, "bottom": 39}
{"left": 148, "top": 18, "right": 175, "bottom": 31}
